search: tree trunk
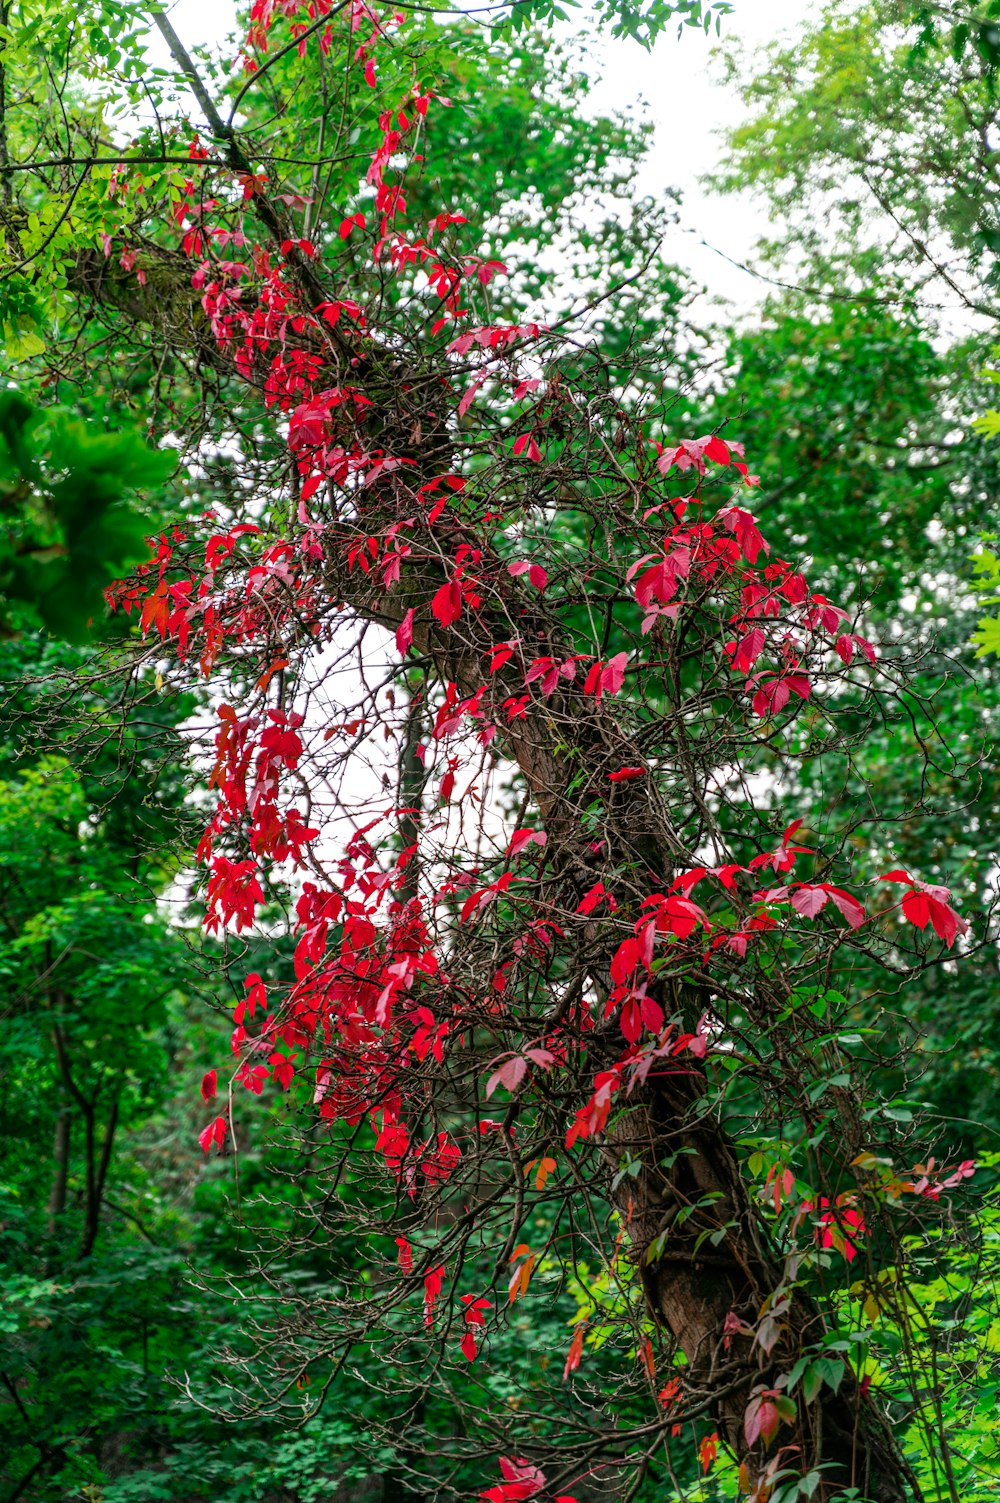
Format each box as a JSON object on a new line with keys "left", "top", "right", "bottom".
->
{"left": 606, "top": 1046, "right": 907, "bottom": 1500}
{"left": 80, "top": 1095, "right": 119, "bottom": 1260}
{"left": 46, "top": 1107, "right": 70, "bottom": 1242}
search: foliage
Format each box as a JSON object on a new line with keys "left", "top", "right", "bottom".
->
{"left": 710, "top": 0, "right": 1000, "bottom": 320}
{"left": 1, "top": 0, "right": 999, "bottom": 1501}
{"left": 971, "top": 540, "right": 1000, "bottom": 656}
{"left": 499, "top": 0, "right": 734, "bottom": 48}
{"left": 0, "top": 391, "right": 170, "bottom": 640}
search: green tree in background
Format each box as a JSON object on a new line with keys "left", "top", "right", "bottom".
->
{"left": 0, "top": 391, "right": 171, "bottom": 640}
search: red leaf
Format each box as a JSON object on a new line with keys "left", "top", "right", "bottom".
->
{"left": 432, "top": 579, "right": 463, "bottom": 628}
{"left": 511, "top": 434, "right": 541, "bottom": 462}
{"left": 486, "top": 1055, "right": 528, "bottom": 1097}
{"left": 458, "top": 373, "right": 487, "bottom": 419}
{"left": 926, "top": 893, "right": 965, "bottom": 947}
{"left": 585, "top": 653, "right": 628, "bottom": 700}
{"left": 610, "top": 936, "right": 641, "bottom": 985}
{"left": 576, "top": 882, "right": 609, "bottom": 914}
{"left": 480, "top": 1457, "right": 546, "bottom": 1502}
{"left": 506, "top": 828, "right": 547, "bottom": 857}
{"left": 563, "top": 1323, "right": 585, "bottom": 1380}
{"left": 901, "top": 889, "right": 931, "bottom": 931}
{"left": 423, "top": 1264, "right": 445, "bottom": 1326}
{"left": 824, "top": 885, "right": 866, "bottom": 929}
{"left": 789, "top": 885, "right": 828, "bottom": 920}
{"left": 461, "top": 1329, "right": 479, "bottom": 1361}
{"left": 607, "top": 766, "right": 645, "bottom": 783}
{"left": 896, "top": 882, "right": 968, "bottom": 948}
{"left": 601, "top": 652, "right": 627, "bottom": 696}
{"left": 835, "top": 633, "right": 855, "bottom": 665}
{"left": 744, "top": 1394, "right": 780, "bottom": 1447}
{"left": 198, "top": 1114, "right": 227, "bottom": 1154}
{"left": 508, "top": 560, "right": 547, "bottom": 590}
{"left": 490, "top": 642, "right": 516, "bottom": 673}
{"left": 640, "top": 994, "right": 664, "bottom": 1033}
{"left": 200, "top": 1069, "right": 218, "bottom": 1103}
{"left": 396, "top": 607, "right": 414, "bottom": 655}
{"left": 732, "top": 628, "right": 765, "bottom": 674}
{"left": 620, "top": 999, "right": 642, "bottom": 1043}
{"left": 522, "top": 1047, "right": 555, "bottom": 1068}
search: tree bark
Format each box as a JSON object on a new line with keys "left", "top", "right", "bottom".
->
{"left": 606, "top": 1044, "right": 907, "bottom": 1500}
{"left": 46, "top": 1107, "right": 70, "bottom": 1243}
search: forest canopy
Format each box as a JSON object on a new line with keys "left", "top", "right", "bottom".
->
{"left": 1, "top": 2, "right": 1000, "bottom": 1502}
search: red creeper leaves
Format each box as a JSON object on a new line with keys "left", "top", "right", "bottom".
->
{"left": 563, "top": 1322, "right": 585, "bottom": 1381}
{"left": 423, "top": 1264, "right": 445, "bottom": 1327}
{"left": 583, "top": 652, "right": 628, "bottom": 700}
{"left": 480, "top": 1458, "right": 577, "bottom": 1503}
{"left": 198, "top": 1115, "right": 227, "bottom": 1154}
{"left": 396, "top": 606, "right": 414, "bottom": 654}
{"left": 460, "top": 1294, "right": 492, "bottom": 1361}
{"left": 511, "top": 433, "right": 542, "bottom": 463}
{"left": 507, "top": 559, "right": 548, "bottom": 591}
{"left": 506, "top": 828, "right": 547, "bottom": 858}
{"left": 431, "top": 578, "right": 463, "bottom": 628}
{"left": 879, "top": 870, "right": 969, "bottom": 948}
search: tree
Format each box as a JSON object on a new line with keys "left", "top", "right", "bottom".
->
{"left": 1, "top": 1, "right": 994, "bottom": 1500}
{"left": 709, "top": 0, "right": 1000, "bottom": 330}
{"left": 707, "top": 0, "right": 1000, "bottom": 659}
{"left": 0, "top": 389, "right": 171, "bottom": 640}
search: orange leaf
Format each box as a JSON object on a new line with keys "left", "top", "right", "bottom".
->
{"left": 534, "top": 1156, "right": 556, "bottom": 1190}
{"left": 256, "top": 657, "right": 289, "bottom": 695}
{"left": 507, "top": 1249, "right": 535, "bottom": 1303}
{"left": 563, "top": 1322, "right": 585, "bottom": 1380}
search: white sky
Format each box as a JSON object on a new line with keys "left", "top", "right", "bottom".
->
{"left": 149, "top": 0, "right": 816, "bottom": 313}
{"left": 580, "top": 0, "right": 815, "bottom": 308}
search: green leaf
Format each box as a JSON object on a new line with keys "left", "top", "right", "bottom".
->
{"left": 2, "top": 318, "right": 45, "bottom": 359}
{"left": 971, "top": 408, "right": 1000, "bottom": 438}
{"left": 971, "top": 614, "right": 1000, "bottom": 658}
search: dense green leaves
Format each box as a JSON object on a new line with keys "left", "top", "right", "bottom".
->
{"left": 0, "top": 392, "right": 169, "bottom": 639}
